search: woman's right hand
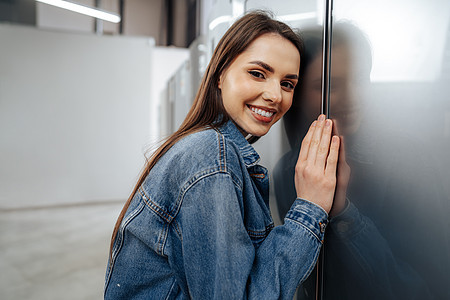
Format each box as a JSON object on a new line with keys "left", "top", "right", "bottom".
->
{"left": 295, "top": 115, "right": 340, "bottom": 214}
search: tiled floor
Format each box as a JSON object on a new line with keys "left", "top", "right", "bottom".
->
{"left": 0, "top": 202, "right": 123, "bottom": 300}
{"left": 0, "top": 196, "right": 282, "bottom": 300}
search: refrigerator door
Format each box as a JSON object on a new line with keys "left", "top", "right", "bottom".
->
{"left": 325, "top": 0, "right": 450, "bottom": 298}
{"left": 274, "top": 0, "right": 450, "bottom": 298}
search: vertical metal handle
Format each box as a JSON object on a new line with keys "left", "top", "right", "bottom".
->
{"left": 317, "top": 2, "right": 333, "bottom": 300}
{"left": 321, "top": 0, "right": 333, "bottom": 118}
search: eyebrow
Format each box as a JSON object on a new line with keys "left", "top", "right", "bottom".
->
{"left": 249, "top": 60, "right": 298, "bottom": 80}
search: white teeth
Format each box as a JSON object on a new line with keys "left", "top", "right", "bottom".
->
{"left": 251, "top": 106, "right": 274, "bottom": 118}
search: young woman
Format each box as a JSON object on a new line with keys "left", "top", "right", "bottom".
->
{"left": 104, "top": 11, "right": 340, "bottom": 299}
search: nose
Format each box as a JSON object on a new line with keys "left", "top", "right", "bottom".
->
{"left": 330, "top": 80, "right": 358, "bottom": 108}
{"left": 262, "top": 80, "right": 282, "bottom": 103}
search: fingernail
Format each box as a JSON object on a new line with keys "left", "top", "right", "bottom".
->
{"left": 311, "top": 121, "right": 317, "bottom": 127}
{"left": 332, "top": 136, "right": 339, "bottom": 143}
{"left": 325, "top": 119, "right": 331, "bottom": 127}
{"left": 318, "top": 114, "right": 325, "bottom": 121}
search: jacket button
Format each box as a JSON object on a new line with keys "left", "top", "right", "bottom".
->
{"left": 337, "top": 221, "right": 349, "bottom": 233}
{"left": 320, "top": 222, "right": 327, "bottom": 233}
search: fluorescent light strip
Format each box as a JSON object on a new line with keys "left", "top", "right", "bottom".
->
{"left": 209, "top": 15, "right": 233, "bottom": 31}
{"left": 36, "top": 0, "right": 121, "bottom": 23}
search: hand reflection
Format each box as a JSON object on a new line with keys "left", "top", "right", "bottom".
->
{"left": 329, "top": 126, "right": 351, "bottom": 217}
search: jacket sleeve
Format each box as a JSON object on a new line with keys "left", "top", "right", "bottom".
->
{"left": 325, "top": 200, "right": 433, "bottom": 300}
{"left": 174, "top": 171, "right": 328, "bottom": 300}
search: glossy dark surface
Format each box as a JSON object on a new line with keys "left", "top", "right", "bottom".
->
{"left": 272, "top": 0, "right": 450, "bottom": 298}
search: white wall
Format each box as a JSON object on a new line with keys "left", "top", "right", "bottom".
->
{"left": 0, "top": 24, "right": 154, "bottom": 209}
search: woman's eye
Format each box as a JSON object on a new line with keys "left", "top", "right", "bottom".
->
{"left": 249, "top": 71, "right": 265, "bottom": 79}
{"left": 281, "top": 81, "right": 295, "bottom": 90}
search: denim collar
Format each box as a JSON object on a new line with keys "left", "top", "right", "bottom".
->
{"left": 217, "top": 120, "right": 260, "bottom": 167}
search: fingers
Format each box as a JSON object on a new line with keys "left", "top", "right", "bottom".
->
{"left": 325, "top": 135, "right": 340, "bottom": 177}
{"left": 338, "top": 135, "right": 347, "bottom": 164}
{"left": 315, "top": 118, "right": 333, "bottom": 167}
{"left": 297, "top": 120, "right": 316, "bottom": 162}
{"left": 298, "top": 114, "right": 338, "bottom": 170}
{"left": 307, "top": 115, "right": 326, "bottom": 163}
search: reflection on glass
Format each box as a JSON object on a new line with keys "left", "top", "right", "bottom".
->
{"left": 275, "top": 19, "right": 450, "bottom": 299}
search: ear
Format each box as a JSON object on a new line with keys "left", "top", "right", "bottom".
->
{"left": 218, "top": 73, "right": 223, "bottom": 89}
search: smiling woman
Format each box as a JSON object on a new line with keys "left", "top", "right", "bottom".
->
{"left": 104, "top": 10, "right": 341, "bottom": 299}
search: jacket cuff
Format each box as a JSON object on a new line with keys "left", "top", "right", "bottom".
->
{"left": 329, "top": 200, "right": 365, "bottom": 239}
{"left": 285, "top": 198, "right": 329, "bottom": 243}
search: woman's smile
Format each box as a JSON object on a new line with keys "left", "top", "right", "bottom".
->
{"left": 248, "top": 104, "right": 276, "bottom": 123}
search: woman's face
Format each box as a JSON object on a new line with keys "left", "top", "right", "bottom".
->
{"left": 218, "top": 33, "right": 300, "bottom": 137}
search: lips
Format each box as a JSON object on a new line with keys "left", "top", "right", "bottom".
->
{"left": 248, "top": 105, "right": 276, "bottom": 123}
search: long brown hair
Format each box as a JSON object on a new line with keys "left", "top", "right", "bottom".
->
{"left": 110, "top": 10, "right": 304, "bottom": 253}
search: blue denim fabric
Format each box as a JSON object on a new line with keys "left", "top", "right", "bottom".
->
{"left": 104, "top": 121, "right": 329, "bottom": 299}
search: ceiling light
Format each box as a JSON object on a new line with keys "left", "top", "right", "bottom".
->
{"left": 36, "top": 0, "right": 121, "bottom": 23}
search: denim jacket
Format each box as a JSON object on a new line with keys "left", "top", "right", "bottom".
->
{"left": 104, "top": 121, "right": 329, "bottom": 300}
